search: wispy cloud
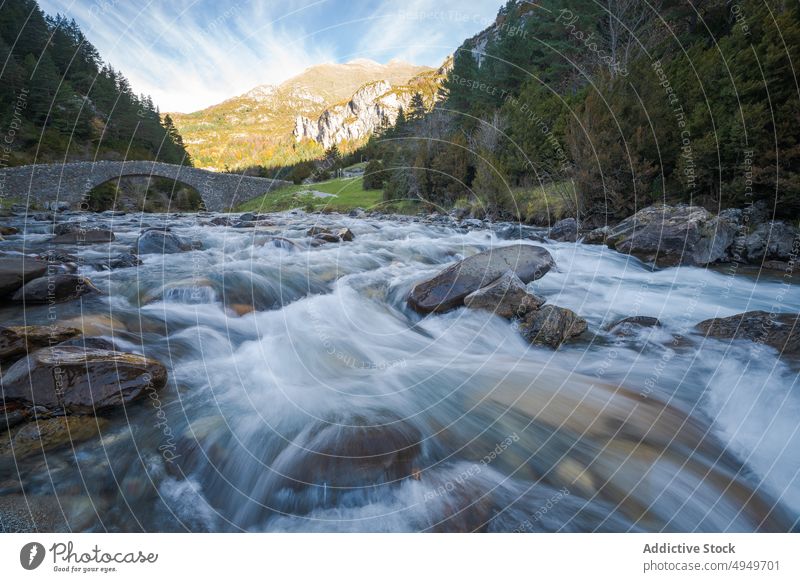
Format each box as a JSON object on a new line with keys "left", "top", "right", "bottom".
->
{"left": 38, "top": 0, "right": 498, "bottom": 112}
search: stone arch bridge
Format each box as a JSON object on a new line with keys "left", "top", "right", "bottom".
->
{"left": 0, "top": 161, "right": 289, "bottom": 212}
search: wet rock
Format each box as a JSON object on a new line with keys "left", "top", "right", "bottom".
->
{"left": 50, "top": 228, "right": 115, "bottom": 244}
{"left": 307, "top": 226, "right": 332, "bottom": 236}
{"left": 36, "top": 249, "right": 79, "bottom": 267}
{"left": 696, "top": 311, "right": 799, "bottom": 356}
{"left": 12, "top": 274, "right": 99, "bottom": 304}
{"left": 314, "top": 232, "right": 341, "bottom": 244}
{"left": 0, "top": 226, "right": 18, "bottom": 236}
{"left": 0, "top": 416, "right": 107, "bottom": 461}
{"left": 209, "top": 216, "right": 233, "bottom": 226}
{"left": 463, "top": 270, "right": 545, "bottom": 319}
{"left": 0, "top": 325, "right": 81, "bottom": 362}
{"left": 0, "top": 402, "right": 29, "bottom": 433}
{"left": 348, "top": 208, "right": 366, "bottom": 218}
{"left": 517, "top": 305, "right": 588, "bottom": 348}
{"left": 336, "top": 227, "right": 355, "bottom": 241}
{"left": 94, "top": 251, "right": 142, "bottom": 270}
{"left": 744, "top": 221, "right": 799, "bottom": 262}
{"left": 1, "top": 346, "right": 168, "bottom": 413}
{"left": 0, "top": 256, "right": 48, "bottom": 297}
{"left": 261, "top": 236, "right": 298, "bottom": 251}
{"left": 460, "top": 218, "right": 484, "bottom": 229}
{"left": 56, "top": 336, "right": 118, "bottom": 351}
{"left": 239, "top": 212, "right": 257, "bottom": 222}
{"left": 136, "top": 228, "right": 195, "bottom": 254}
{"left": 607, "top": 205, "right": 742, "bottom": 266}
{"left": 549, "top": 218, "right": 578, "bottom": 242}
{"left": 280, "top": 415, "right": 422, "bottom": 493}
{"left": 582, "top": 226, "right": 610, "bottom": 245}
{"left": 408, "top": 245, "right": 555, "bottom": 314}
{"left": 494, "top": 224, "right": 547, "bottom": 243}
{"left": 605, "top": 316, "right": 662, "bottom": 337}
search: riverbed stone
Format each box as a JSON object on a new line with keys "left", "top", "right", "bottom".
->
{"left": 0, "top": 416, "right": 108, "bottom": 461}
{"left": 50, "top": 228, "right": 115, "bottom": 244}
{"left": 0, "top": 256, "right": 48, "bottom": 297}
{"left": 408, "top": 245, "right": 555, "bottom": 314}
{"left": 136, "top": 228, "right": 194, "bottom": 254}
{"left": 12, "top": 274, "right": 98, "bottom": 303}
{"left": 463, "top": 270, "right": 545, "bottom": 318}
{"left": 0, "top": 325, "right": 81, "bottom": 362}
{"left": 1, "top": 346, "right": 168, "bottom": 413}
{"left": 549, "top": 218, "right": 578, "bottom": 242}
{"left": 696, "top": 311, "right": 799, "bottom": 356}
{"left": 517, "top": 305, "right": 588, "bottom": 348}
{"left": 605, "top": 316, "right": 662, "bottom": 337}
{"left": 744, "top": 221, "right": 799, "bottom": 262}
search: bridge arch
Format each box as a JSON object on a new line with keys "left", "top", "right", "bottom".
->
{"left": 0, "top": 161, "right": 288, "bottom": 212}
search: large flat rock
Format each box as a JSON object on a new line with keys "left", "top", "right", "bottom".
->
{"left": 2, "top": 346, "right": 168, "bottom": 413}
{"left": 0, "top": 256, "right": 48, "bottom": 297}
{"left": 408, "top": 245, "right": 554, "bottom": 314}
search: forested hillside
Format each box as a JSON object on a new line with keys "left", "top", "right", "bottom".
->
{"left": 367, "top": 0, "right": 800, "bottom": 224}
{"left": 0, "top": 0, "right": 190, "bottom": 166}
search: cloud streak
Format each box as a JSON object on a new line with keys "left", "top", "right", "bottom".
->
{"left": 38, "top": 0, "right": 498, "bottom": 112}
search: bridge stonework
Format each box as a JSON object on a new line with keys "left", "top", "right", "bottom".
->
{"left": 0, "top": 161, "right": 289, "bottom": 212}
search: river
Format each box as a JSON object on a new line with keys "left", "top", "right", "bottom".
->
{"left": 1, "top": 210, "right": 798, "bottom": 532}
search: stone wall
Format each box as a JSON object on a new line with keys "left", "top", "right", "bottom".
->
{"left": 0, "top": 161, "right": 289, "bottom": 212}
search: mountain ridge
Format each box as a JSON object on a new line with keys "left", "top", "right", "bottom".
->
{"left": 171, "top": 59, "right": 437, "bottom": 170}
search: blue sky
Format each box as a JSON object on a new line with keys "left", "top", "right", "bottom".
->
{"left": 39, "top": 0, "right": 500, "bottom": 113}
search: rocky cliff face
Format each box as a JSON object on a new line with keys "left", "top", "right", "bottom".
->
{"left": 293, "top": 59, "right": 451, "bottom": 149}
{"left": 293, "top": 80, "right": 413, "bottom": 149}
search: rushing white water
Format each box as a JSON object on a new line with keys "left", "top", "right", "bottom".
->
{"left": 2, "top": 211, "right": 798, "bottom": 532}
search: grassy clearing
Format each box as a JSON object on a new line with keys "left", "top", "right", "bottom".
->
{"left": 236, "top": 176, "right": 383, "bottom": 213}
{"left": 509, "top": 181, "right": 577, "bottom": 224}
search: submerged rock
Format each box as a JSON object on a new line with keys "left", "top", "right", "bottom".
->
{"left": 336, "top": 227, "right": 355, "bottom": 241}
{"left": 517, "top": 305, "right": 588, "bottom": 348}
{"left": 0, "top": 256, "right": 48, "bottom": 297}
{"left": 94, "top": 251, "right": 142, "bottom": 270}
{"left": 696, "top": 311, "right": 799, "bottom": 356}
{"left": 463, "top": 270, "right": 545, "bottom": 319}
{"left": 12, "top": 274, "right": 98, "bottom": 304}
{"left": 0, "top": 416, "right": 108, "bottom": 461}
{"left": 605, "top": 316, "right": 662, "bottom": 337}
{"left": 136, "top": 228, "right": 195, "bottom": 254}
{"left": 408, "top": 245, "right": 554, "bottom": 314}
{"left": 1, "top": 346, "right": 168, "bottom": 413}
{"left": 0, "top": 325, "right": 81, "bottom": 362}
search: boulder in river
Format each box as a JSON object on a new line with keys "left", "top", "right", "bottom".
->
{"left": 494, "top": 224, "right": 546, "bottom": 242}
{"left": 408, "top": 245, "right": 555, "bottom": 314}
{"left": 50, "top": 228, "right": 115, "bottom": 244}
{"left": 0, "top": 226, "right": 18, "bottom": 236}
{"left": 12, "top": 274, "right": 98, "bottom": 304}
{"left": 336, "top": 227, "right": 355, "bottom": 241}
{"left": 517, "top": 305, "right": 588, "bottom": 348}
{"left": 582, "top": 226, "right": 611, "bottom": 245}
{"left": 93, "top": 251, "right": 142, "bottom": 270}
{"left": 696, "top": 311, "right": 799, "bottom": 356}
{"left": 744, "top": 221, "right": 799, "bottom": 262}
{"left": 1, "top": 346, "right": 168, "bottom": 413}
{"left": 607, "top": 205, "right": 740, "bottom": 266}
{"left": 0, "top": 256, "right": 48, "bottom": 297}
{"left": 0, "top": 325, "right": 81, "bottom": 362}
{"left": 463, "top": 270, "right": 545, "bottom": 319}
{"left": 136, "top": 228, "right": 195, "bottom": 254}
{"left": 549, "top": 218, "right": 578, "bottom": 242}
{"left": 605, "top": 316, "right": 662, "bottom": 337}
